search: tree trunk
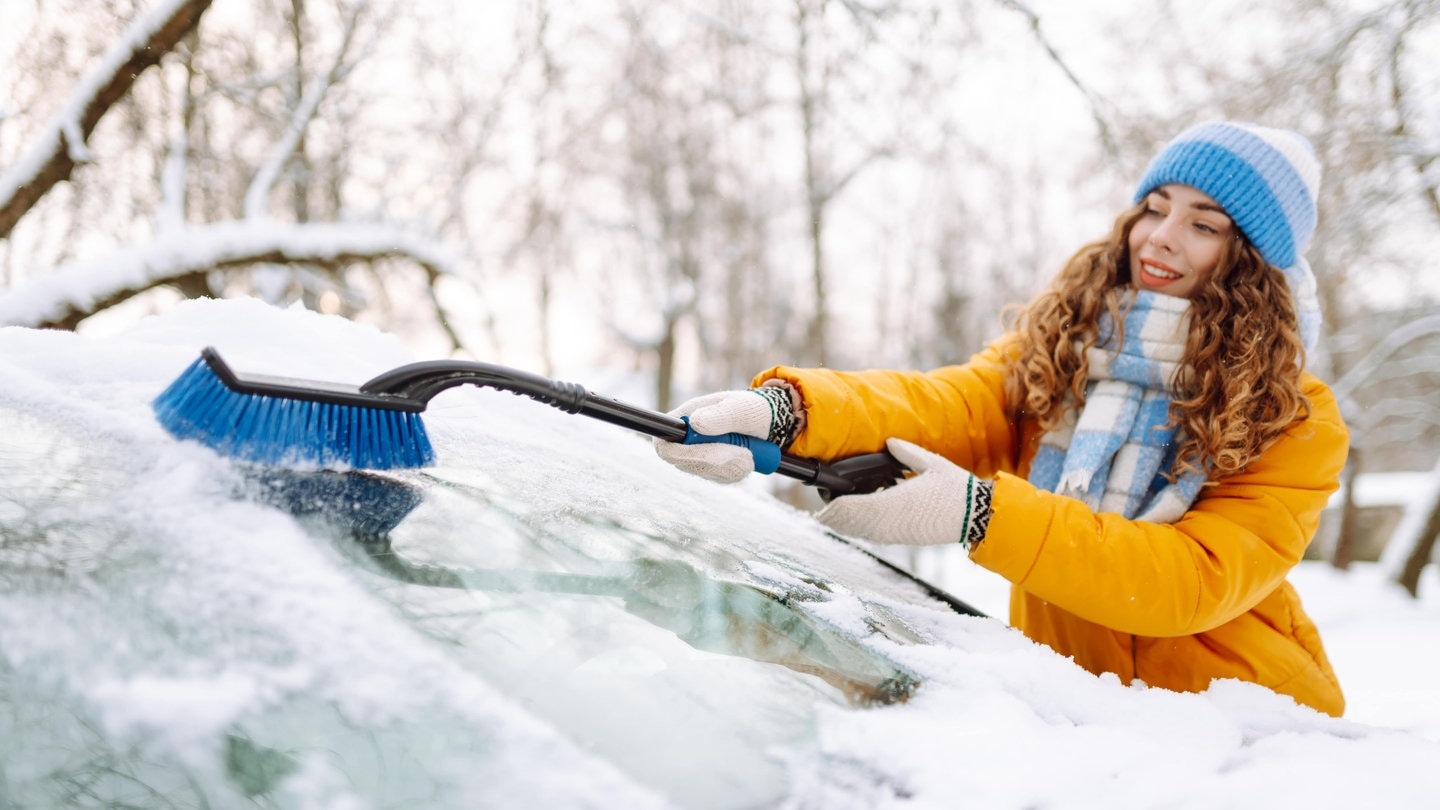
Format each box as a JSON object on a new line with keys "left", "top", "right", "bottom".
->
{"left": 1331, "top": 446, "right": 1361, "bottom": 570}
{"left": 795, "top": 0, "right": 828, "bottom": 368}
{"left": 1397, "top": 489, "right": 1440, "bottom": 597}
{"left": 655, "top": 319, "right": 677, "bottom": 413}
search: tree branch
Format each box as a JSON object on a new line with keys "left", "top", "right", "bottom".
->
{"left": 243, "top": 1, "right": 368, "bottom": 219}
{"left": 0, "top": 220, "right": 464, "bottom": 330}
{"left": 992, "top": 0, "right": 1118, "bottom": 160}
{"left": 1331, "top": 314, "right": 1440, "bottom": 405}
{"left": 0, "top": 0, "right": 215, "bottom": 239}
{"left": 1385, "top": 2, "right": 1440, "bottom": 226}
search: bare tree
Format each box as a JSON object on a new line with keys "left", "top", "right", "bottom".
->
{"left": 596, "top": 1, "right": 741, "bottom": 408}
{"left": 0, "top": 0, "right": 214, "bottom": 239}
{"left": 1330, "top": 315, "right": 1440, "bottom": 586}
{"left": 787, "top": 0, "right": 905, "bottom": 367}
{"left": 0, "top": 1, "right": 478, "bottom": 351}
{"left": 498, "top": 0, "right": 577, "bottom": 377}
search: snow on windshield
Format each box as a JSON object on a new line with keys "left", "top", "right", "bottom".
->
{"left": 1, "top": 297, "right": 1438, "bottom": 809}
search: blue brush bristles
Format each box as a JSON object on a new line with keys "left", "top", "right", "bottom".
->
{"left": 152, "top": 355, "right": 436, "bottom": 470}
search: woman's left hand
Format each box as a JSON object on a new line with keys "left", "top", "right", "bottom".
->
{"left": 815, "top": 438, "right": 992, "bottom": 548}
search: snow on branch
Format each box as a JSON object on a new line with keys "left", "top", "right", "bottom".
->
{"left": 0, "top": 220, "right": 465, "bottom": 330}
{"left": 0, "top": 0, "right": 214, "bottom": 239}
{"left": 1332, "top": 314, "right": 1440, "bottom": 406}
{"left": 244, "top": 3, "right": 367, "bottom": 220}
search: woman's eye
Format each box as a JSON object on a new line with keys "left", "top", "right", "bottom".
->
{"left": 1194, "top": 222, "right": 1218, "bottom": 234}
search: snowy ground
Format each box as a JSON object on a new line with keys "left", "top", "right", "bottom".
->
{"left": 932, "top": 550, "right": 1440, "bottom": 742}
{"left": 1, "top": 297, "right": 1438, "bottom": 809}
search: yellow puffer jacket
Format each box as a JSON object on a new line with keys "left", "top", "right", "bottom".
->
{"left": 756, "top": 337, "right": 1348, "bottom": 716}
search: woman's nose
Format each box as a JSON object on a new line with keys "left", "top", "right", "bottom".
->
{"left": 1149, "top": 217, "right": 1179, "bottom": 252}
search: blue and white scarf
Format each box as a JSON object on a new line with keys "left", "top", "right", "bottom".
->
{"left": 1027, "top": 291, "right": 1207, "bottom": 523}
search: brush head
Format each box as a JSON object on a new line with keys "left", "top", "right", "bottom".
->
{"left": 152, "top": 351, "right": 436, "bottom": 470}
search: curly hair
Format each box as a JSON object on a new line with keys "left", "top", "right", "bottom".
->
{"left": 1002, "top": 202, "right": 1310, "bottom": 479}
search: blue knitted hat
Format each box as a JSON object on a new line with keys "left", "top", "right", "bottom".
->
{"left": 1133, "top": 122, "right": 1320, "bottom": 268}
{"left": 1133, "top": 121, "right": 1323, "bottom": 351}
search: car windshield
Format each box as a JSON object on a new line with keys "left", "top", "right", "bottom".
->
{"left": 0, "top": 399, "right": 954, "bottom": 809}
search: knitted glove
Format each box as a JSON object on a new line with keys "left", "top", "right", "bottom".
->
{"left": 815, "top": 438, "right": 992, "bottom": 548}
{"left": 653, "top": 385, "right": 802, "bottom": 484}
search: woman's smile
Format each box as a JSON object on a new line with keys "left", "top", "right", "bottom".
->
{"left": 1136, "top": 257, "right": 1184, "bottom": 287}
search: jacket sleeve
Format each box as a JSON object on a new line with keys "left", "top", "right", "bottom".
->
{"left": 752, "top": 338, "right": 1023, "bottom": 479}
{"left": 969, "top": 374, "right": 1350, "bottom": 638}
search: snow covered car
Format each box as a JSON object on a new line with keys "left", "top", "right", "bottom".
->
{"left": 2, "top": 298, "right": 1436, "bottom": 809}
{"left": 0, "top": 300, "right": 987, "bottom": 808}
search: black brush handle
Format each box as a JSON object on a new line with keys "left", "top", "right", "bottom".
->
{"left": 360, "top": 360, "right": 907, "bottom": 499}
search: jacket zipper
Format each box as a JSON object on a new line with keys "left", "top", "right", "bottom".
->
{"left": 1131, "top": 634, "right": 1139, "bottom": 682}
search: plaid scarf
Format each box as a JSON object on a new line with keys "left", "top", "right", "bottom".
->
{"left": 1027, "top": 291, "right": 1206, "bottom": 523}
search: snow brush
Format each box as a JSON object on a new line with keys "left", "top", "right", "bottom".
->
{"left": 152, "top": 347, "right": 908, "bottom": 500}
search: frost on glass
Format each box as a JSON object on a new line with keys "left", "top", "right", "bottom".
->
{"left": 0, "top": 405, "right": 939, "bottom": 809}
{"left": 255, "top": 462, "right": 925, "bottom": 807}
{"left": 0, "top": 408, "right": 655, "bottom": 807}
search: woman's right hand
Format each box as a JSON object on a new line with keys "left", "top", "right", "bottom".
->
{"left": 653, "top": 386, "right": 800, "bottom": 483}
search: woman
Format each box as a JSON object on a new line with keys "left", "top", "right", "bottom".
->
{"left": 656, "top": 121, "right": 1348, "bottom": 716}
